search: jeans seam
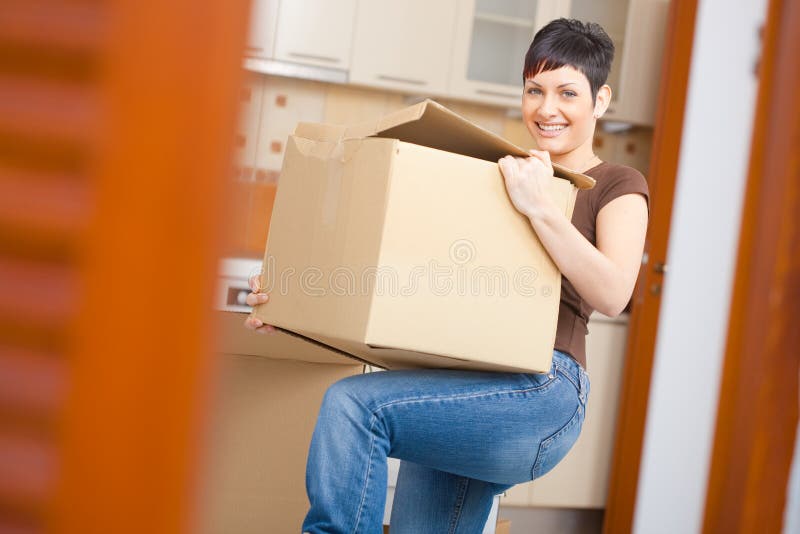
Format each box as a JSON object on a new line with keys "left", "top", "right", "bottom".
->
{"left": 369, "top": 383, "right": 555, "bottom": 416}
{"left": 555, "top": 364, "right": 582, "bottom": 395}
{"left": 352, "top": 415, "right": 379, "bottom": 534}
{"left": 531, "top": 403, "right": 582, "bottom": 479}
{"left": 448, "top": 477, "right": 469, "bottom": 534}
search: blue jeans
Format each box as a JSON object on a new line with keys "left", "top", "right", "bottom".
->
{"left": 302, "top": 350, "right": 590, "bottom": 534}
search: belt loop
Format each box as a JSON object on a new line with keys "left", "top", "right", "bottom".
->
{"left": 548, "top": 353, "right": 559, "bottom": 379}
{"left": 578, "top": 371, "right": 589, "bottom": 405}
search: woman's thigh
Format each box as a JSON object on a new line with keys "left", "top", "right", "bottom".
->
{"left": 326, "top": 356, "right": 584, "bottom": 485}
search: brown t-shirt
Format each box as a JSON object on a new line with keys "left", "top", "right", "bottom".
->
{"left": 554, "top": 161, "right": 650, "bottom": 369}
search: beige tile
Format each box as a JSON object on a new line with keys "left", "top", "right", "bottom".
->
{"left": 233, "top": 72, "right": 264, "bottom": 172}
{"left": 256, "top": 76, "right": 327, "bottom": 172}
{"left": 323, "top": 84, "right": 405, "bottom": 125}
{"left": 595, "top": 125, "right": 654, "bottom": 176}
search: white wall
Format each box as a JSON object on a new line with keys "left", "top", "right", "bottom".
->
{"left": 632, "top": 0, "right": 767, "bottom": 532}
{"left": 784, "top": 394, "right": 800, "bottom": 533}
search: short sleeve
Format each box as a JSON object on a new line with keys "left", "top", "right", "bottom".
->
{"left": 596, "top": 166, "right": 650, "bottom": 215}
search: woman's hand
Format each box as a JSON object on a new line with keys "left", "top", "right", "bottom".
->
{"left": 243, "top": 273, "right": 276, "bottom": 335}
{"left": 498, "top": 149, "right": 557, "bottom": 220}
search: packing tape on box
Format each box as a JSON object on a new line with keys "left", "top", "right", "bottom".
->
{"left": 321, "top": 141, "right": 344, "bottom": 228}
{"left": 291, "top": 135, "right": 350, "bottom": 228}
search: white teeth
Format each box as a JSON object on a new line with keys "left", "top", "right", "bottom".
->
{"left": 538, "top": 123, "right": 566, "bottom": 131}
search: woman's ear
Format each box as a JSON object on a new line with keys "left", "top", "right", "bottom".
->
{"left": 593, "top": 84, "right": 612, "bottom": 119}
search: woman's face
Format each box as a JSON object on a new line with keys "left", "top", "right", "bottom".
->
{"left": 521, "top": 65, "right": 603, "bottom": 163}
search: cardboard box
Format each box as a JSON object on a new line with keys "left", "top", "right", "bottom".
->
{"left": 198, "top": 311, "right": 363, "bottom": 534}
{"left": 254, "top": 100, "right": 594, "bottom": 374}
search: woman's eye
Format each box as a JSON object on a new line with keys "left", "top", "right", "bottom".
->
{"left": 562, "top": 91, "right": 577, "bottom": 98}
{"left": 527, "top": 88, "right": 542, "bottom": 95}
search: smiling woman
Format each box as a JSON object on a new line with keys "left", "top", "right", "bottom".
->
{"left": 247, "top": 17, "right": 650, "bottom": 534}
{"left": 521, "top": 18, "right": 612, "bottom": 171}
{"left": 498, "top": 19, "right": 649, "bottom": 367}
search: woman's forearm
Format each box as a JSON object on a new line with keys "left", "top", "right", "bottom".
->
{"left": 527, "top": 201, "right": 636, "bottom": 317}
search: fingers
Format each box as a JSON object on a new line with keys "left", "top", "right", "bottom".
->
{"left": 243, "top": 279, "right": 275, "bottom": 335}
{"left": 498, "top": 155, "right": 519, "bottom": 180}
{"left": 245, "top": 291, "right": 269, "bottom": 307}
{"left": 248, "top": 273, "right": 261, "bottom": 292}
{"left": 244, "top": 315, "right": 277, "bottom": 335}
{"left": 527, "top": 149, "right": 553, "bottom": 169}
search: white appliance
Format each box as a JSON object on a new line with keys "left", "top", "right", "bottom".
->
{"left": 216, "top": 257, "right": 263, "bottom": 312}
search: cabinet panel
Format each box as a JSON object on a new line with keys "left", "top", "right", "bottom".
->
{"left": 273, "top": 0, "right": 357, "bottom": 69}
{"left": 565, "top": 0, "right": 669, "bottom": 125}
{"left": 245, "top": 0, "right": 279, "bottom": 59}
{"left": 566, "top": 0, "right": 630, "bottom": 107}
{"left": 349, "top": 0, "right": 458, "bottom": 95}
{"left": 448, "top": 0, "right": 569, "bottom": 107}
{"left": 610, "top": 0, "right": 670, "bottom": 124}
{"left": 500, "top": 480, "right": 533, "bottom": 507}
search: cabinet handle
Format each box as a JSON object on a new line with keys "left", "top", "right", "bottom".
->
{"left": 476, "top": 89, "right": 520, "bottom": 100}
{"left": 376, "top": 74, "right": 427, "bottom": 86}
{"left": 288, "top": 52, "right": 341, "bottom": 64}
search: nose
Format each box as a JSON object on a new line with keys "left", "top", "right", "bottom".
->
{"left": 538, "top": 93, "right": 558, "bottom": 118}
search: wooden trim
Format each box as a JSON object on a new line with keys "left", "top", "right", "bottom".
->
{"left": 602, "top": 0, "right": 699, "bottom": 532}
{"left": 701, "top": 0, "right": 800, "bottom": 530}
{"left": 38, "top": 0, "right": 250, "bottom": 532}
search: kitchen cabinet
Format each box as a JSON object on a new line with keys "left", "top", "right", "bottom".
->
{"left": 448, "top": 0, "right": 668, "bottom": 124}
{"left": 500, "top": 312, "right": 630, "bottom": 508}
{"left": 273, "top": 0, "right": 357, "bottom": 70}
{"left": 244, "top": 0, "right": 279, "bottom": 59}
{"left": 348, "top": 0, "right": 459, "bottom": 96}
{"left": 566, "top": 0, "right": 670, "bottom": 125}
{"left": 449, "top": 0, "right": 567, "bottom": 108}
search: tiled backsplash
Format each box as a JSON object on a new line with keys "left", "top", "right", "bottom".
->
{"left": 225, "top": 72, "right": 653, "bottom": 258}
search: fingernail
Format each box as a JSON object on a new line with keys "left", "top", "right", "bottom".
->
{"left": 258, "top": 293, "right": 269, "bottom": 302}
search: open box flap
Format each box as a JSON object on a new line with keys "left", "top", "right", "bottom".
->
{"left": 295, "top": 99, "right": 595, "bottom": 189}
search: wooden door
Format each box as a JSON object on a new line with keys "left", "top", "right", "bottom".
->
{"left": 0, "top": 0, "right": 250, "bottom": 532}
{"left": 602, "top": 0, "right": 699, "bottom": 531}
{"left": 701, "top": 0, "right": 800, "bottom": 530}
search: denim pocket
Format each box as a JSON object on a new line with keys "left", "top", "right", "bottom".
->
{"left": 531, "top": 402, "right": 585, "bottom": 480}
{"left": 521, "top": 371, "right": 558, "bottom": 391}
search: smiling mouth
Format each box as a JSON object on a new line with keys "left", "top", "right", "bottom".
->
{"left": 536, "top": 122, "right": 567, "bottom": 132}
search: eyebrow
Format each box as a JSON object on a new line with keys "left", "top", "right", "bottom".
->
{"left": 525, "top": 80, "right": 578, "bottom": 88}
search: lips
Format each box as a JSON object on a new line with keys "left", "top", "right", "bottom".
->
{"left": 535, "top": 121, "right": 568, "bottom": 138}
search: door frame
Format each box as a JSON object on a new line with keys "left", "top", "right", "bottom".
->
{"left": 603, "top": 0, "right": 699, "bottom": 531}
{"left": 701, "top": 0, "right": 800, "bottom": 530}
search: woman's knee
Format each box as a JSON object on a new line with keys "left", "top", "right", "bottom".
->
{"left": 320, "top": 373, "right": 372, "bottom": 417}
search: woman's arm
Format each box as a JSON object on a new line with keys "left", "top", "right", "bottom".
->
{"left": 499, "top": 152, "right": 648, "bottom": 317}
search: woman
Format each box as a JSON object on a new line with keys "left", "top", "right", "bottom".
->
{"left": 246, "top": 18, "right": 649, "bottom": 534}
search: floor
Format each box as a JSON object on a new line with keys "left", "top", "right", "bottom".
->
{"left": 497, "top": 506, "right": 604, "bottom": 534}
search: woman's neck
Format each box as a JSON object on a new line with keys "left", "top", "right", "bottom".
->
{"left": 551, "top": 145, "right": 601, "bottom": 173}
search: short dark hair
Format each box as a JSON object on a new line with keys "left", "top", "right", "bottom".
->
{"left": 523, "top": 18, "right": 615, "bottom": 101}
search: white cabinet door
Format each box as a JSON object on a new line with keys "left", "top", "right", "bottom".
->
{"left": 349, "top": 0, "right": 459, "bottom": 95}
{"left": 245, "top": 0, "right": 280, "bottom": 59}
{"left": 608, "top": 0, "right": 670, "bottom": 125}
{"left": 273, "top": 0, "right": 357, "bottom": 70}
{"left": 564, "top": 0, "right": 670, "bottom": 125}
{"left": 448, "top": 0, "right": 569, "bottom": 108}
